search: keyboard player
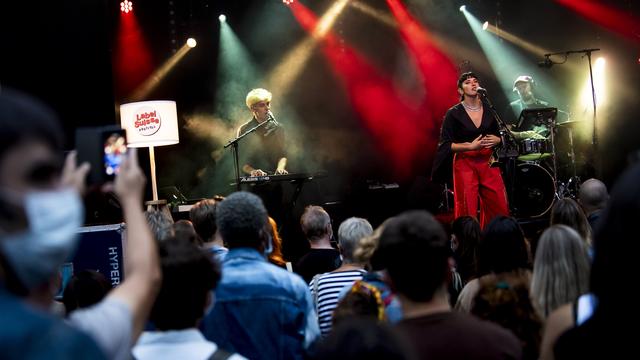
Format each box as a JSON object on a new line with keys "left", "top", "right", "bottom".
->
{"left": 237, "top": 88, "right": 288, "bottom": 177}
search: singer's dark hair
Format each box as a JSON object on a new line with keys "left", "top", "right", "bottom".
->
{"left": 457, "top": 72, "right": 479, "bottom": 89}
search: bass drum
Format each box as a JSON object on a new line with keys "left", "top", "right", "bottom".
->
{"left": 512, "top": 163, "right": 555, "bottom": 218}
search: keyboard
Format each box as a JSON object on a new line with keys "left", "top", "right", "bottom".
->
{"left": 236, "top": 172, "right": 326, "bottom": 184}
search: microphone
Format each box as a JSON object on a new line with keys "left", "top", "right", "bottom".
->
{"left": 476, "top": 87, "right": 487, "bottom": 96}
{"left": 538, "top": 57, "right": 553, "bottom": 68}
{"left": 264, "top": 110, "right": 280, "bottom": 136}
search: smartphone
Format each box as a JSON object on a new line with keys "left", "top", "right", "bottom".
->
{"left": 76, "top": 126, "right": 127, "bottom": 184}
{"left": 102, "top": 131, "right": 127, "bottom": 177}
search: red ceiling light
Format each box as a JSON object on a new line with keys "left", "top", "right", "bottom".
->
{"left": 120, "top": 1, "right": 133, "bottom": 14}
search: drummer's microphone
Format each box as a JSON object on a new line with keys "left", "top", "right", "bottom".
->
{"left": 538, "top": 57, "right": 553, "bottom": 68}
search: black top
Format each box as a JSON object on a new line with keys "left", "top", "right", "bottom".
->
{"left": 294, "top": 248, "right": 342, "bottom": 284}
{"left": 237, "top": 118, "right": 286, "bottom": 173}
{"left": 431, "top": 102, "right": 499, "bottom": 184}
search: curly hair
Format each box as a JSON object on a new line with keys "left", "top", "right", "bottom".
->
{"left": 471, "top": 273, "right": 543, "bottom": 360}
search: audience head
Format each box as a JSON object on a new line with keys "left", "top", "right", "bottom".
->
{"left": 62, "top": 270, "right": 111, "bottom": 315}
{"left": 0, "top": 89, "right": 83, "bottom": 296}
{"left": 332, "top": 281, "right": 386, "bottom": 326}
{"left": 150, "top": 239, "right": 221, "bottom": 330}
{"left": 578, "top": 178, "right": 608, "bottom": 214}
{"left": 378, "top": 210, "right": 448, "bottom": 302}
{"left": 144, "top": 209, "right": 175, "bottom": 242}
{"left": 550, "top": 198, "right": 592, "bottom": 244}
{"left": 189, "top": 196, "right": 224, "bottom": 243}
{"left": 477, "top": 216, "right": 530, "bottom": 276}
{"left": 309, "top": 318, "right": 411, "bottom": 360}
{"left": 451, "top": 216, "right": 481, "bottom": 252}
{"left": 216, "top": 191, "right": 269, "bottom": 250}
{"left": 0, "top": 89, "right": 63, "bottom": 171}
{"left": 450, "top": 216, "right": 481, "bottom": 281}
{"left": 531, "top": 225, "right": 590, "bottom": 317}
{"left": 173, "top": 219, "right": 200, "bottom": 246}
{"left": 338, "top": 217, "right": 373, "bottom": 264}
{"left": 471, "top": 273, "right": 543, "bottom": 360}
{"left": 355, "top": 218, "right": 392, "bottom": 270}
{"left": 300, "top": 205, "right": 332, "bottom": 242}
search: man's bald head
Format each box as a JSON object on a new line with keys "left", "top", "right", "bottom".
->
{"left": 579, "top": 178, "right": 608, "bottom": 214}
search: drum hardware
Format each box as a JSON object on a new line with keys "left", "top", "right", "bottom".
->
{"left": 557, "top": 121, "right": 582, "bottom": 198}
{"left": 439, "top": 182, "right": 455, "bottom": 213}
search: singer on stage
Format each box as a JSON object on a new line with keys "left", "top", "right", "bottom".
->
{"left": 435, "top": 72, "right": 509, "bottom": 228}
{"left": 237, "top": 88, "right": 288, "bottom": 177}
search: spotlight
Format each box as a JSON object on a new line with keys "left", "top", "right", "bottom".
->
{"left": 482, "top": 21, "right": 488, "bottom": 30}
{"left": 459, "top": 5, "right": 466, "bottom": 12}
{"left": 219, "top": 14, "right": 226, "bottom": 23}
{"left": 120, "top": 0, "right": 133, "bottom": 13}
{"left": 283, "top": 0, "right": 295, "bottom": 4}
{"left": 186, "top": 38, "right": 197, "bottom": 48}
{"left": 595, "top": 57, "right": 605, "bottom": 66}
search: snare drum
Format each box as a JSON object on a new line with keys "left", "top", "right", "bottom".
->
{"left": 518, "top": 138, "right": 552, "bottom": 162}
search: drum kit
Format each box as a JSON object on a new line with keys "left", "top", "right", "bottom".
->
{"left": 505, "top": 108, "right": 583, "bottom": 218}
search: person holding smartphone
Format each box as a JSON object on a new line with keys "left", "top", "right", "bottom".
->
{"left": 434, "top": 72, "right": 509, "bottom": 228}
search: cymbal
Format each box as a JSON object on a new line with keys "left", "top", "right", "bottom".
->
{"left": 557, "top": 120, "right": 585, "bottom": 127}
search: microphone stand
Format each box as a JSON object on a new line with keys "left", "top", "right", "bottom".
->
{"left": 224, "top": 117, "right": 273, "bottom": 191}
{"left": 541, "top": 48, "right": 600, "bottom": 178}
{"left": 480, "top": 92, "right": 519, "bottom": 214}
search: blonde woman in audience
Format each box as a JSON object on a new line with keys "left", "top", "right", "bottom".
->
{"left": 531, "top": 225, "right": 590, "bottom": 318}
{"left": 341, "top": 218, "right": 403, "bottom": 323}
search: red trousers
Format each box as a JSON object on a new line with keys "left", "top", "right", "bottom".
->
{"left": 453, "top": 149, "right": 509, "bottom": 228}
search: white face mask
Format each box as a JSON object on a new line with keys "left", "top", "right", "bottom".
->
{"left": 0, "top": 188, "right": 84, "bottom": 290}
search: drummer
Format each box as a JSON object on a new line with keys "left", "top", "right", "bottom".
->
{"left": 506, "top": 75, "right": 550, "bottom": 140}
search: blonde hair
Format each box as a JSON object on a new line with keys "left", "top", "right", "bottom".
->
{"left": 245, "top": 88, "right": 272, "bottom": 109}
{"left": 531, "top": 225, "right": 591, "bottom": 317}
{"left": 353, "top": 218, "right": 393, "bottom": 265}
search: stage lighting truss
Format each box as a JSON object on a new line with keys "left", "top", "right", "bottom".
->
{"left": 120, "top": 0, "right": 133, "bottom": 13}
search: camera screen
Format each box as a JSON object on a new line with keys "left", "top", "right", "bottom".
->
{"left": 103, "top": 132, "right": 127, "bottom": 176}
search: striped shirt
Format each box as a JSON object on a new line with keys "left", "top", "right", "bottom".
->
{"left": 309, "top": 269, "right": 366, "bottom": 337}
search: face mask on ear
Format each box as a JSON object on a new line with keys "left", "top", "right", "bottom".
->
{"left": 263, "top": 233, "right": 273, "bottom": 258}
{"left": 0, "top": 188, "right": 84, "bottom": 290}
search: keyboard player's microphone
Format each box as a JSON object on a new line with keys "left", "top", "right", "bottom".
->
{"left": 265, "top": 111, "right": 280, "bottom": 136}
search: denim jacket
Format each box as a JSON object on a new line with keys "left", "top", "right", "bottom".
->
{"left": 200, "top": 248, "right": 320, "bottom": 360}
